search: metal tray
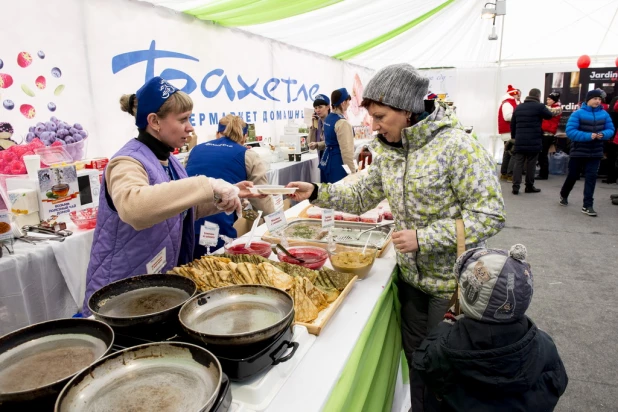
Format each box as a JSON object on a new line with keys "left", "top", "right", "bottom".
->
{"left": 281, "top": 219, "right": 394, "bottom": 249}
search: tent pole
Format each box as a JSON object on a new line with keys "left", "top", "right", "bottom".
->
{"left": 498, "top": 15, "right": 505, "bottom": 65}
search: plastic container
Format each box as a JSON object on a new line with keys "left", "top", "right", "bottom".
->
{"left": 359, "top": 211, "right": 379, "bottom": 224}
{"left": 224, "top": 239, "right": 273, "bottom": 258}
{"left": 306, "top": 207, "right": 323, "bottom": 219}
{"left": 34, "top": 137, "right": 87, "bottom": 166}
{"left": 276, "top": 246, "right": 328, "bottom": 270}
{"left": 70, "top": 207, "right": 98, "bottom": 229}
{"left": 549, "top": 152, "right": 569, "bottom": 175}
{"left": 328, "top": 245, "right": 378, "bottom": 280}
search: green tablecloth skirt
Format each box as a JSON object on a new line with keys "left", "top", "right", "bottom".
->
{"left": 323, "top": 267, "right": 406, "bottom": 412}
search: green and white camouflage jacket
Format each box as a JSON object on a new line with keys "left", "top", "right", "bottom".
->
{"left": 314, "top": 102, "right": 506, "bottom": 298}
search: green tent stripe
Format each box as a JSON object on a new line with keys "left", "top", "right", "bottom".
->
{"left": 185, "top": 0, "right": 343, "bottom": 27}
{"left": 333, "top": 0, "right": 457, "bottom": 60}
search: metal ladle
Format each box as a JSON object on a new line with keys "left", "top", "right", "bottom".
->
{"left": 274, "top": 243, "right": 306, "bottom": 263}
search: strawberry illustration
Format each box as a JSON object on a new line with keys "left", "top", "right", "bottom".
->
{"left": 0, "top": 73, "right": 14, "bottom": 89}
{"left": 17, "top": 52, "right": 33, "bottom": 68}
{"left": 20, "top": 104, "right": 36, "bottom": 119}
{"left": 36, "top": 75, "right": 46, "bottom": 89}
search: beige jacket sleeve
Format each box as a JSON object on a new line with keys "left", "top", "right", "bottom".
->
{"left": 105, "top": 156, "right": 220, "bottom": 231}
{"left": 335, "top": 119, "right": 356, "bottom": 173}
{"left": 245, "top": 150, "right": 275, "bottom": 215}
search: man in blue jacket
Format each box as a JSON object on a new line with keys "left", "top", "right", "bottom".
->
{"left": 559, "top": 89, "right": 615, "bottom": 216}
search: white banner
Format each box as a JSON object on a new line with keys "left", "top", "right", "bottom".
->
{"left": 1, "top": 0, "right": 374, "bottom": 159}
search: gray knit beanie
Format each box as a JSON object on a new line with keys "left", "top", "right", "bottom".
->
{"left": 363, "top": 64, "right": 429, "bottom": 113}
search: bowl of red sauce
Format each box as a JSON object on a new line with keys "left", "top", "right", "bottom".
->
{"left": 224, "top": 239, "right": 273, "bottom": 258}
{"left": 276, "top": 246, "right": 328, "bottom": 270}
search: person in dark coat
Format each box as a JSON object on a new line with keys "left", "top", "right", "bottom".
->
{"left": 413, "top": 244, "right": 568, "bottom": 412}
{"left": 510, "top": 88, "right": 554, "bottom": 194}
{"left": 559, "top": 89, "right": 615, "bottom": 216}
{"left": 602, "top": 96, "right": 618, "bottom": 184}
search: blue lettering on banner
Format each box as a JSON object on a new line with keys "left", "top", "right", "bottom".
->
{"left": 111, "top": 40, "right": 320, "bottom": 104}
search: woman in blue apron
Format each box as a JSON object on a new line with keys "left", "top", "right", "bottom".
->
{"left": 309, "top": 94, "right": 330, "bottom": 182}
{"left": 315, "top": 88, "right": 356, "bottom": 183}
{"left": 186, "top": 115, "right": 273, "bottom": 256}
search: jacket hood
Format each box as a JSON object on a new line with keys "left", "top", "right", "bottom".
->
{"left": 440, "top": 317, "right": 546, "bottom": 393}
{"left": 581, "top": 102, "right": 604, "bottom": 113}
{"left": 371, "top": 101, "right": 463, "bottom": 154}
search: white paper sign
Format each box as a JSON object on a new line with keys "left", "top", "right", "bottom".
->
{"left": 273, "top": 195, "right": 284, "bottom": 212}
{"left": 322, "top": 209, "right": 334, "bottom": 228}
{"left": 146, "top": 247, "right": 167, "bottom": 273}
{"left": 265, "top": 210, "right": 287, "bottom": 233}
{"left": 199, "top": 222, "right": 220, "bottom": 247}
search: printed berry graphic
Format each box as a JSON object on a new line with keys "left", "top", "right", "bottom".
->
{"left": 17, "top": 52, "right": 33, "bottom": 68}
{"left": 3, "top": 100, "right": 15, "bottom": 110}
{"left": 0, "top": 73, "right": 13, "bottom": 89}
{"left": 37, "top": 51, "right": 46, "bottom": 59}
{"left": 48, "top": 102, "right": 57, "bottom": 112}
{"left": 20, "top": 104, "right": 36, "bottom": 119}
{"left": 51, "top": 67, "right": 62, "bottom": 78}
{"left": 36, "top": 75, "right": 46, "bottom": 89}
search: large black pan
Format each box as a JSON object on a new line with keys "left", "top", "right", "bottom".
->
{"left": 0, "top": 318, "right": 113, "bottom": 404}
{"left": 88, "top": 274, "right": 197, "bottom": 328}
{"left": 179, "top": 285, "right": 295, "bottom": 346}
{"left": 55, "top": 342, "right": 223, "bottom": 412}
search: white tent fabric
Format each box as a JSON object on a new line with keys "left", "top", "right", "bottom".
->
{"left": 140, "top": 0, "right": 618, "bottom": 69}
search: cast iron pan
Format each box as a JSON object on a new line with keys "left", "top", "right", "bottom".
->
{"left": 55, "top": 342, "right": 222, "bottom": 412}
{"left": 88, "top": 274, "right": 197, "bottom": 328}
{"left": 0, "top": 318, "right": 114, "bottom": 404}
{"left": 179, "top": 284, "right": 294, "bottom": 346}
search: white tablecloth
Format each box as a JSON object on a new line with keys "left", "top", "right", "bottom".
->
{"left": 241, "top": 200, "right": 406, "bottom": 411}
{"left": 266, "top": 153, "right": 320, "bottom": 185}
{"left": 0, "top": 226, "right": 94, "bottom": 336}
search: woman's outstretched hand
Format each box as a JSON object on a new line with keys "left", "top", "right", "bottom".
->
{"left": 285, "top": 182, "right": 315, "bottom": 201}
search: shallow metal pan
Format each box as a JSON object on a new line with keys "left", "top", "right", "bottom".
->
{"left": 179, "top": 285, "right": 294, "bottom": 346}
{"left": 0, "top": 318, "right": 113, "bottom": 404}
{"left": 55, "top": 342, "right": 222, "bottom": 412}
{"left": 88, "top": 274, "right": 197, "bottom": 328}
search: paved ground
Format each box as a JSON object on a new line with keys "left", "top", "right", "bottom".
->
{"left": 487, "top": 174, "right": 618, "bottom": 412}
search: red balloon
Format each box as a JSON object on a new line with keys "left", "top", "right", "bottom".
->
{"left": 577, "top": 55, "right": 591, "bottom": 69}
{"left": 615, "top": 57, "right": 618, "bottom": 67}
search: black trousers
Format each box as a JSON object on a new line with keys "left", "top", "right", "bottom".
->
{"left": 399, "top": 279, "right": 451, "bottom": 412}
{"left": 512, "top": 152, "right": 539, "bottom": 190}
{"left": 605, "top": 142, "right": 618, "bottom": 183}
{"left": 537, "top": 135, "right": 555, "bottom": 178}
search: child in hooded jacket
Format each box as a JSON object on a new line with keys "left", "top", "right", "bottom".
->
{"left": 413, "top": 244, "right": 568, "bottom": 412}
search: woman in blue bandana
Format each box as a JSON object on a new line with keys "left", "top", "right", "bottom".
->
{"left": 186, "top": 114, "right": 274, "bottom": 256}
{"left": 312, "top": 88, "right": 356, "bottom": 183}
{"left": 83, "top": 77, "right": 259, "bottom": 315}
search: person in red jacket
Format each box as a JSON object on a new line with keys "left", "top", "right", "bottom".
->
{"left": 498, "top": 85, "right": 520, "bottom": 181}
{"left": 537, "top": 92, "right": 563, "bottom": 180}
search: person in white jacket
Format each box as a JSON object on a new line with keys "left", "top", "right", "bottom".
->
{"left": 498, "top": 85, "right": 520, "bottom": 181}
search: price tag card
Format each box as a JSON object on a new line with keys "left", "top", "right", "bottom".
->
{"left": 322, "top": 209, "right": 334, "bottom": 228}
{"left": 273, "top": 194, "right": 284, "bottom": 212}
{"left": 265, "top": 210, "right": 287, "bottom": 233}
{"left": 199, "top": 222, "right": 220, "bottom": 247}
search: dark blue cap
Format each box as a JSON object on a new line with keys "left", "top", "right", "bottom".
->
{"left": 332, "top": 88, "right": 350, "bottom": 107}
{"left": 135, "top": 77, "right": 179, "bottom": 129}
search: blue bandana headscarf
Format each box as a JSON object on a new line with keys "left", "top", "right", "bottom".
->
{"left": 217, "top": 121, "right": 249, "bottom": 136}
{"left": 332, "top": 88, "right": 350, "bottom": 107}
{"left": 135, "top": 77, "right": 179, "bottom": 129}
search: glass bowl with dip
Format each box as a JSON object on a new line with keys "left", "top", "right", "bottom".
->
{"left": 224, "top": 239, "right": 273, "bottom": 258}
{"left": 328, "top": 245, "right": 378, "bottom": 279}
{"left": 276, "top": 245, "right": 328, "bottom": 270}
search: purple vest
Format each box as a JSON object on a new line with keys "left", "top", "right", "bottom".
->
{"left": 82, "top": 138, "right": 194, "bottom": 315}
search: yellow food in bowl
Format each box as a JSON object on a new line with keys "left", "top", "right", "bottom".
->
{"left": 330, "top": 250, "right": 376, "bottom": 279}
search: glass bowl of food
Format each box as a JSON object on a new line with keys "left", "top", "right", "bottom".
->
{"left": 328, "top": 245, "right": 378, "bottom": 279}
{"left": 276, "top": 245, "right": 328, "bottom": 270}
{"left": 69, "top": 207, "right": 98, "bottom": 230}
{"left": 224, "top": 239, "right": 273, "bottom": 259}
